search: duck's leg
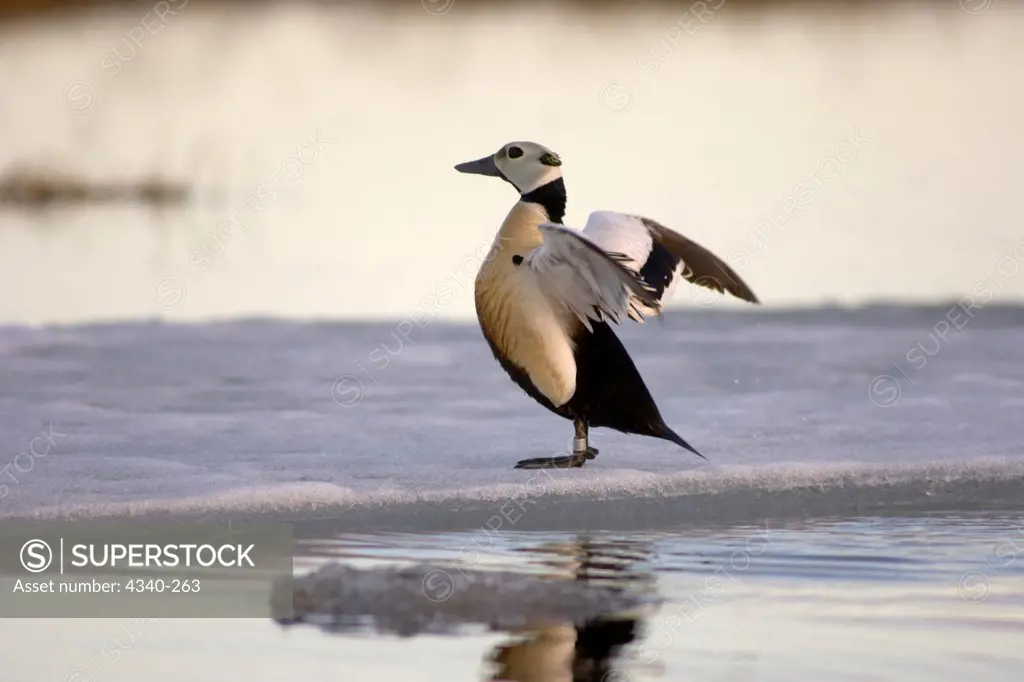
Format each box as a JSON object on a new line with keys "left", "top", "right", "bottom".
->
{"left": 514, "top": 419, "right": 599, "bottom": 470}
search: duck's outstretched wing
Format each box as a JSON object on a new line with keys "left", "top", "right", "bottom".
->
{"left": 580, "top": 211, "right": 760, "bottom": 318}
{"left": 525, "top": 223, "right": 658, "bottom": 332}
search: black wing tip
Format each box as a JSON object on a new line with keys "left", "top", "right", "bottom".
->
{"left": 700, "top": 273, "right": 760, "bottom": 306}
{"left": 647, "top": 221, "right": 761, "bottom": 306}
{"left": 723, "top": 273, "right": 760, "bottom": 305}
{"left": 701, "top": 264, "right": 760, "bottom": 306}
{"left": 735, "top": 284, "right": 761, "bottom": 305}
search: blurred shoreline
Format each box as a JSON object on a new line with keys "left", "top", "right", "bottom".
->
{"left": 0, "top": 0, "right": 964, "bottom": 24}
{"left": 1, "top": 0, "right": 1020, "bottom": 325}
{"left": 3, "top": 302, "right": 1023, "bottom": 332}
{"left": 0, "top": 165, "right": 190, "bottom": 209}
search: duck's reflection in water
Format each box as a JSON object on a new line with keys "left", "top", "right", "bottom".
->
{"left": 486, "top": 537, "right": 657, "bottom": 682}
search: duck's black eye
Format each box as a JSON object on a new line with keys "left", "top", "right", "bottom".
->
{"left": 506, "top": 146, "right": 523, "bottom": 159}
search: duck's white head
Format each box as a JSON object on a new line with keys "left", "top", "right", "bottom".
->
{"left": 454, "top": 141, "right": 563, "bottom": 195}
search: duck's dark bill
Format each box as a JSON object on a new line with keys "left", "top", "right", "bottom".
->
{"left": 454, "top": 155, "right": 501, "bottom": 177}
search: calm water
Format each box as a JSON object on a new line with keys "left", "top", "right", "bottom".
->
{"left": 4, "top": 513, "right": 1023, "bottom": 681}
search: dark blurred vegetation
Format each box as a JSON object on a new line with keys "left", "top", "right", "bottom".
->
{"left": 0, "top": 0, "right": 959, "bottom": 208}
{"left": 0, "top": 165, "right": 190, "bottom": 209}
{"left": 0, "top": 0, "right": 935, "bottom": 24}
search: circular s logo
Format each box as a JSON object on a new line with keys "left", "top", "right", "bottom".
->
{"left": 868, "top": 374, "right": 901, "bottom": 407}
{"left": 20, "top": 539, "right": 53, "bottom": 573}
{"left": 64, "top": 669, "right": 98, "bottom": 682}
{"left": 599, "top": 80, "right": 634, "bottom": 114}
{"left": 421, "top": 569, "right": 455, "bottom": 602}
{"left": 332, "top": 375, "right": 365, "bottom": 407}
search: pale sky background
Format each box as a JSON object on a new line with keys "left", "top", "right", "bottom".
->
{"left": 0, "top": 1, "right": 1022, "bottom": 326}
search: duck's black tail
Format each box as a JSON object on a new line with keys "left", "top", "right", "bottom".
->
{"left": 653, "top": 422, "right": 706, "bottom": 460}
{"left": 566, "top": 321, "right": 706, "bottom": 461}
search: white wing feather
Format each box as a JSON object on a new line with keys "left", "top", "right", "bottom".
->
{"left": 578, "top": 211, "right": 654, "bottom": 275}
{"left": 525, "top": 223, "right": 655, "bottom": 332}
{"left": 579, "top": 210, "right": 682, "bottom": 319}
{"left": 571, "top": 210, "right": 760, "bottom": 315}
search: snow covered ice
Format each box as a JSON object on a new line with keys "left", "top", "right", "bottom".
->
{"left": 1, "top": 305, "right": 1023, "bottom": 527}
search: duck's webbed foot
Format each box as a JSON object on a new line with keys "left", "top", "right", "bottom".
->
{"left": 514, "top": 447, "right": 598, "bottom": 470}
{"left": 514, "top": 419, "right": 597, "bottom": 470}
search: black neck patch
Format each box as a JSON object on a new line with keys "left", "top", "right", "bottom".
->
{"left": 520, "top": 178, "right": 567, "bottom": 224}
